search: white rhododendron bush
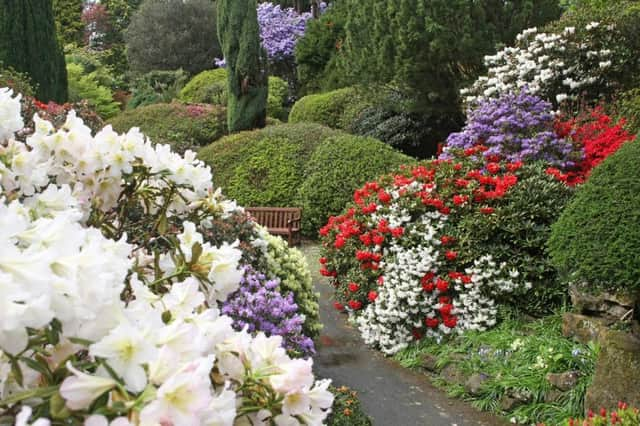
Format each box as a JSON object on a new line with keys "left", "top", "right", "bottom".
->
{"left": 0, "top": 87, "right": 332, "bottom": 425}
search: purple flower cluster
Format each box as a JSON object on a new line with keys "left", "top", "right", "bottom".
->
{"left": 257, "top": 2, "right": 317, "bottom": 61}
{"left": 441, "top": 90, "right": 581, "bottom": 169}
{"left": 222, "top": 266, "right": 315, "bottom": 357}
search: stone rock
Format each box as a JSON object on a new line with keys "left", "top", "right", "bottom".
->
{"left": 546, "top": 371, "right": 580, "bottom": 391}
{"left": 500, "top": 395, "right": 521, "bottom": 411}
{"left": 569, "top": 283, "right": 638, "bottom": 322}
{"left": 440, "top": 363, "right": 467, "bottom": 386}
{"left": 420, "top": 354, "right": 439, "bottom": 372}
{"left": 464, "top": 373, "right": 490, "bottom": 396}
{"left": 544, "top": 389, "right": 564, "bottom": 403}
{"left": 585, "top": 329, "right": 640, "bottom": 413}
{"left": 562, "top": 313, "right": 610, "bottom": 344}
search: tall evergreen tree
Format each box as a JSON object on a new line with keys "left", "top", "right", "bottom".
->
{"left": 53, "top": 0, "right": 84, "bottom": 45}
{"left": 0, "top": 0, "right": 68, "bottom": 102}
{"left": 218, "top": 0, "right": 268, "bottom": 132}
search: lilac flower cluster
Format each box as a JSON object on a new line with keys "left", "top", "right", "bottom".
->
{"left": 441, "top": 90, "right": 581, "bottom": 169}
{"left": 222, "top": 265, "right": 315, "bottom": 357}
{"left": 257, "top": 2, "right": 325, "bottom": 61}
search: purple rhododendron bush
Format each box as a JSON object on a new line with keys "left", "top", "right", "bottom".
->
{"left": 0, "top": 87, "right": 332, "bottom": 425}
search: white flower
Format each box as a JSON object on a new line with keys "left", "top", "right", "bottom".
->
{"left": 14, "top": 406, "right": 50, "bottom": 426}
{"left": 84, "top": 415, "right": 132, "bottom": 426}
{"left": 59, "top": 362, "right": 118, "bottom": 410}
{"left": 0, "top": 88, "right": 23, "bottom": 141}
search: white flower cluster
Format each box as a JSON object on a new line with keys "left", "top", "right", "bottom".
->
{"left": 0, "top": 89, "right": 333, "bottom": 425}
{"left": 462, "top": 23, "right": 619, "bottom": 106}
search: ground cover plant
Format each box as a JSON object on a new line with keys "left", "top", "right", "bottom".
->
{"left": 394, "top": 314, "right": 597, "bottom": 426}
{"left": 0, "top": 87, "right": 333, "bottom": 424}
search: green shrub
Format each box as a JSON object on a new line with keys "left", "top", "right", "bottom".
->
{"left": 180, "top": 68, "right": 289, "bottom": 120}
{"left": 197, "top": 122, "right": 341, "bottom": 206}
{"left": 0, "top": 62, "right": 35, "bottom": 96}
{"left": 66, "top": 62, "right": 120, "bottom": 119}
{"left": 108, "top": 102, "right": 227, "bottom": 154}
{"left": 327, "top": 385, "right": 373, "bottom": 426}
{"left": 297, "top": 135, "right": 414, "bottom": 235}
{"left": 288, "top": 87, "right": 370, "bottom": 130}
{"left": 616, "top": 88, "right": 640, "bottom": 136}
{"left": 452, "top": 163, "right": 575, "bottom": 317}
{"left": 127, "top": 69, "right": 189, "bottom": 109}
{"left": 549, "top": 139, "right": 640, "bottom": 293}
{"left": 262, "top": 231, "right": 321, "bottom": 338}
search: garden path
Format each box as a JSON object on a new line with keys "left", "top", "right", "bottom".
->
{"left": 301, "top": 243, "right": 509, "bottom": 426}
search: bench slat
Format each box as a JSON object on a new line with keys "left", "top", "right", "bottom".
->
{"left": 246, "top": 207, "right": 302, "bottom": 246}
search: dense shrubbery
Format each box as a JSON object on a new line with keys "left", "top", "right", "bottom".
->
{"left": 549, "top": 139, "right": 640, "bottom": 293}
{"left": 198, "top": 122, "right": 339, "bottom": 207}
{"left": 0, "top": 63, "right": 35, "bottom": 97}
{"left": 108, "top": 102, "right": 227, "bottom": 154}
{"left": 298, "top": 135, "right": 413, "bottom": 235}
{"left": 326, "top": 385, "right": 373, "bottom": 426}
{"left": 127, "top": 69, "right": 188, "bottom": 109}
{"left": 179, "top": 68, "right": 289, "bottom": 121}
{"left": 288, "top": 87, "right": 369, "bottom": 130}
{"left": 125, "top": 0, "right": 220, "bottom": 74}
{"left": 66, "top": 62, "right": 120, "bottom": 119}
{"left": 615, "top": 89, "right": 640, "bottom": 135}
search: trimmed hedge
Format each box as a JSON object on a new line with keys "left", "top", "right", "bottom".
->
{"left": 298, "top": 135, "right": 414, "bottom": 235}
{"left": 288, "top": 87, "right": 370, "bottom": 130}
{"left": 549, "top": 139, "right": 640, "bottom": 293}
{"left": 108, "top": 102, "right": 227, "bottom": 154}
{"left": 198, "top": 123, "right": 411, "bottom": 237}
{"left": 179, "top": 68, "right": 289, "bottom": 121}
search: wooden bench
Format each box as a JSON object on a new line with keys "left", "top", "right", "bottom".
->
{"left": 246, "top": 207, "right": 302, "bottom": 246}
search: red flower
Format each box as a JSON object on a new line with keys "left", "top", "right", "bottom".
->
{"left": 377, "top": 276, "right": 384, "bottom": 286}
{"left": 480, "top": 207, "right": 494, "bottom": 214}
{"left": 443, "top": 316, "right": 458, "bottom": 328}
{"left": 348, "top": 300, "right": 363, "bottom": 310}
{"left": 436, "top": 278, "right": 449, "bottom": 292}
{"left": 362, "top": 202, "right": 377, "bottom": 214}
{"left": 453, "top": 163, "right": 463, "bottom": 171}
{"left": 439, "top": 206, "right": 451, "bottom": 215}
{"left": 445, "top": 251, "right": 458, "bottom": 261}
{"left": 425, "top": 317, "right": 439, "bottom": 328}
{"left": 334, "top": 236, "right": 346, "bottom": 249}
{"left": 439, "top": 296, "right": 450, "bottom": 304}
{"left": 334, "top": 302, "right": 344, "bottom": 311}
{"left": 507, "top": 161, "right": 523, "bottom": 172}
{"left": 378, "top": 190, "right": 392, "bottom": 204}
{"left": 373, "top": 234, "right": 384, "bottom": 246}
{"left": 422, "top": 282, "right": 435, "bottom": 292}
{"left": 440, "top": 236, "right": 455, "bottom": 246}
{"left": 391, "top": 227, "right": 404, "bottom": 238}
{"left": 461, "top": 275, "right": 472, "bottom": 284}
{"left": 348, "top": 282, "right": 359, "bottom": 292}
{"left": 367, "top": 291, "right": 378, "bottom": 302}
{"left": 412, "top": 328, "right": 424, "bottom": 340}
{"left": 319, "top": 257, "right": 327, "bottom": 265}
{"left": 600, "top": 408, "right": 607, "bottom": 418}
{"left": 455, "top": 178, "right": 469, "bottom": 188}
{"left": 487, "top": 162, "right": 501, "bottom": 174}
{"left": 452, "top": 194, "right": 468, "bottom": 206}
{"left": 439, "top": 303, "right": 453, "bottom": 316}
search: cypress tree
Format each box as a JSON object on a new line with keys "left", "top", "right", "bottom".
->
{"left": 52, "top": 0, "right": 84, "bottom": 45}
{"left": 0, "top": 0, "right": 68, "bottom": 102}
{"left": 218, "top": 0, "right": 268, "bottom": 132}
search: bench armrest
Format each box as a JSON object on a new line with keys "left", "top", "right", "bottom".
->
{"left": 287, "top": 217, "right": 301, "bottom": 230}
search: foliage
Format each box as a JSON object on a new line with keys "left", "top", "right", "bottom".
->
{"left": 442, "top": 90, "right": 581, "bottom": 170}
{"left": 0, "top": 90, "right": 333, "bottom": 424}
{"left": 52, "top": 0, "right": 84, "bottom": 45}
{"left": 326, "top": 385, "right": 373, "bottom": 426}
{"left": 127, "top": 69, "right": 189, "bottom": 109}
{"left": 549, "top": 139, "right": 640, "bottom": 293}
{"left": 559, "top": 403, "right": 640, "bottom": 426}
{"left": 0, "top": 0, "right": 68, "bottom": 103}
{"left": 555, "top": 107, "right": 636, "bottom": 185}
{"left": 218, "top": 0, "right": 269, "bottom": 131}
{"left": 263, "top": 231, "right": 322, "bottom": 338}
{"left": 319, "top": 149, "right": 535, "bottom": 354}
{"left": 180, "top": 68, "right": 289, "bottom": 121}
{"left": 288, "top": 87, "right": 370, "bottom": 130}
{"left": 64, "top": 44, "right": 123, "bottom": 91}
{"left": 298, "top": 134, "right": 413, "bottom": 236}
{"left": 66, "top": 63, "right": 120, "bottom": 119}
{"left": 197, "top": 122, "right": 340, "bottom": 208}
{"left": 615, "top": 88, "right": 640, "bottom": 136}
{"left": 394, "top": 314, "right": 597, "bottom": 425}
{"left": 294, "top": 0, "right": 349, "bottom": 95}
{"left": 222, "top": 266, "right": 315, "bottom": 357}
{"left": 452, "top": 162, "right": 575, "bottom": 317}
{"left": 0, "top": 63, "right": 35, "bottom": 97}
{"left": 462, "top": 23, "right": 628, "bottom": 109}
{"left": 125, "top": 0, "right": 220, "bottom": 75}
{"left": 108, "top": 102, "right": 227, "bottom": 154}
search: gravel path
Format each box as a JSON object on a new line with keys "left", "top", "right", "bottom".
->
{"left": 301, "top": 243, "right": 509, "bottom": 426}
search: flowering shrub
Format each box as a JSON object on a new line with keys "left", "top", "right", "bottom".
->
{"left": 222, "top": 266, "right": 315, "bottom": 357}
{"left": 554, "top": 107, "right": 636, "bottom": 185}
{"left": 559, "top": 403, "right": 640, "bottom": 426}
{"left": 441, "top": 90, "right": 581, "bottom": 170}
{"left": 0, "top": 87, "right": 332, "bottom": 424}
{"left": 462, "top": 23, "right": 626, "bottom": 107}
{"left": 319, "top": 148, "right": 532, "bottom": 354}
{"left": 257, "top": 2, "right": 314, "bottom": 62}
{"left": 325, "top": 386, "right": 372, "bottom": 426}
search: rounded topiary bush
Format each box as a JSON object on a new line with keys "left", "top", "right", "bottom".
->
{"left": 197, "top": 123, "right": 341, "bottom": 207}
{"left": 108, "top": 102, "right": 227, "bottom": 154}
{"left": 288, "top": 87, "right": 370, "bottom": 130}
{"left": 298, "top": 135, "right": 414, "bottom": 235}
{"left": 549, "top": 139, "right": 640, "bottom": 293}
{"left": 179, "top": 68, "right": 289, "bottom": 121}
